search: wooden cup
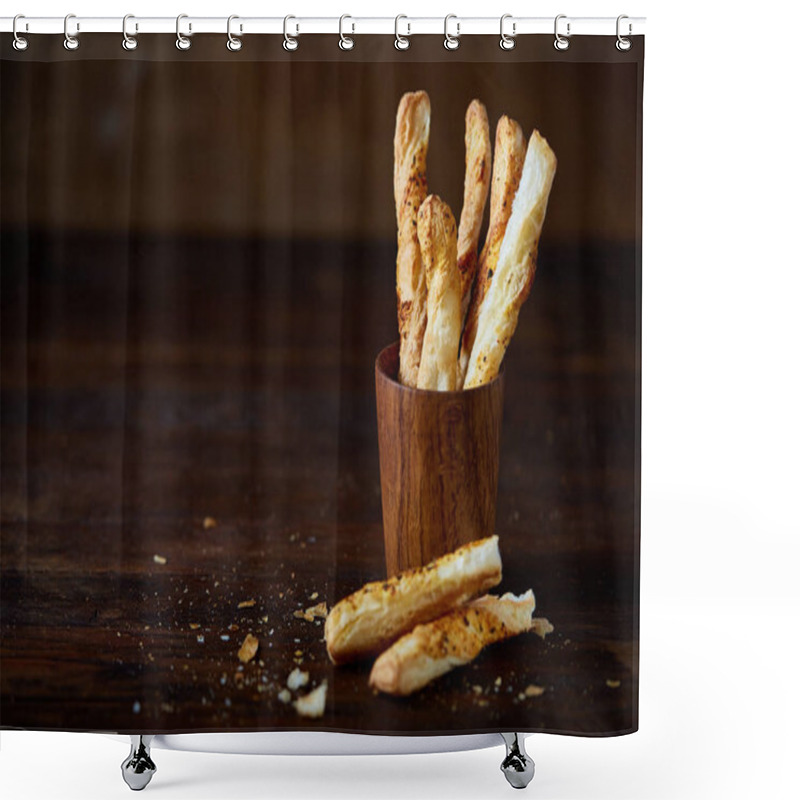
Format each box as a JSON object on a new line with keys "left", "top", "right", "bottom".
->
{"left": 375, "top": 341, "right": 505, "bottom": 576}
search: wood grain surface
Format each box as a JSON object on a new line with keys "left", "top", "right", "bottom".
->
{"left": 0, "top": 232, "right": 640, "bottom": 736}
{"left": 376, "top": 342, "right": 504, "bottom": 574}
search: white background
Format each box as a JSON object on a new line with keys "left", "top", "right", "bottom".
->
{"left": 2, "top": 1, "right": 799, "bottom": 798}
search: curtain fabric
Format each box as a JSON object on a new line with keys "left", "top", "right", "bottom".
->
{"left": 1, "top": 33, "right": 643, "bottom": 736}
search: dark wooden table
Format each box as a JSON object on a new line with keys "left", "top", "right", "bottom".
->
{"left": 1, "top": 232, "right": 639, "bottom": 735}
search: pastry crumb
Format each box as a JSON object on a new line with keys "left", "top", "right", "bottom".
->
{"left": 287, "top": 668, "right": 309, "bottom": 691}
{"left": 277, "top": 689, "right": 291, "bottom": 703}
{"left": 524, "top": 684, "right": 545, "bottom": 697}
{"left": 237, "top": 599, "right": 256, "bottom": 609}
{"left": 153, "top": 554, "right": 167, "bottom": 565}
{"left": 606, "top": 679, "right": 621, "bottom": 688}
{"left": 294, "top": 601, "right": 328, "bottom": 622}
{"left": 238, "top": 633, "right": 259, "bottom": 663}
{"left": 530, "top": 618, "right": 554, "bottom": 639}
{"left": 294, "top": 682, "right": 327, "bottom": 718}
{"left": 203, "top": 517, "right": 217, "bottom": 529}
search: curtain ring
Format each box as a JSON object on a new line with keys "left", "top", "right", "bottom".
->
{"left": 283, "top": 15, "right": 298, "bottom": 51}
{"left": 227, "top": 15, "right": 242, "bottom": 51}
{"left": 444, "top": 14, "right": 460, "bottom": 51}
{"left": 499, "top": 14, "right": 515, "bottom": 50}
{"left": 122, "top": 14, "right": 138, "bottom": 51}
{"left": 176, "top": 14, "right": 192, "bottom": 50}
{"left": 616, "top": 15, "right": 632, "bottom": 51}
{"left": 554, "top": 14, "right": 570, "bottom": 51}
{"left": 12, "top": 14, "right": 29, "bottom": 51}
{"left": 339, "top": 14, "right": 354, "bottom": 50}
{"left": 394, "top": 15, "right": 410, "bottom": 50}
{"left": 63, "top": 13, "right": 79, "bottom": 51}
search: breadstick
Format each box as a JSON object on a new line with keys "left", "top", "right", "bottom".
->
{"left": 394, "top": 91, "right": 431, "bottom": 387}
{"left": 456, "top": 100, "right": 491, "bottom": 324}
{"left": 458, "top": 116, "right": 526, "bottom": 387}
{"left": 463, "top": 130, "right": 556, "bottom": 389}
{"left": 417, "top": 195, "right": 460, "bottom": 391}
{"left": 325, "top": 535, "right": 502, "bottom": 665}
{"left": 369, "top": 590, "right": 536, "bottom": 696}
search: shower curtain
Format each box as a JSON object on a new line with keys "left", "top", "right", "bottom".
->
{"left": 1, "top": 31, "right": 642, "bottom": 737}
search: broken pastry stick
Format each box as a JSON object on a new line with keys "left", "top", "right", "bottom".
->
{"left": 417, "top": 195, "right": 461, "bottom": 391}
{"left": 369, "top": 590, "right": 536, "bottom": 696}
{"left": 459, "top": 116, "right": 527, "bottom": 387}
{"left": 464, "top": 130, "right": 557, "bottom": 389}
{"left": 325, "top": 535, "right": 502, "bottom": 665}
{"left": 456, "top": 100, "right": 491, "bottom": 324}
{"left": 394, "top": 91, "right": 431, "bottom": 387}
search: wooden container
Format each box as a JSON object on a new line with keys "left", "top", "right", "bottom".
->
{"left": 375, "top": 341, "right": 505, "bottom": 576}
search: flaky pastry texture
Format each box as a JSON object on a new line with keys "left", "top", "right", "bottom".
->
{"left": 464, "top": 130, "right": 556, "bottom": 389}
{"left": 394, "top": 91, "right": 431, "bottom": 387}
{"left": 456, "top": 100, "right": 492, "bottom": 325}
{"left": 369, "top": 590, "right": 536, "bottom": 695}
{"left": 325, "top": 535, "right": 502, "bottom": 665}
{"left": 459, "top": 116, "right": 527, "bottom": 387}
{"left": 418, "top": 195, "right": 461, "bottom": 391}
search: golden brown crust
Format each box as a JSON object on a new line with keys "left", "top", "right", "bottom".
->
{"left": 369, "top": 590, "right": 536, "bottom": 696}
{"left": 325, "top": 536, "right": 502, "bottom": 665}
{"left": 394, "top": 91, "right": 431, "bottom": 387}
{"left": 458, "top": 117, "right": 526, "bottom": 388}
{"left": 456, "top": 100, "right": 492, "bottom": 324}
{"left": 464, "top": 130, "right": 557, "bottom": 389}
{"left": 417, "top": 195, "right": 461, "bottom": 391}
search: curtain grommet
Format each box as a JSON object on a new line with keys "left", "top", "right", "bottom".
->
{"left": 444, "top": 14, "right": 460, "bottom": 50}
{"left": 176, "top": 14, "right": 192, "bottom": 50}
{"left": 63, "top": 13, "right": 80, "bottom": 51}
{"left": 227, "top": 15, "right": 242, "bottom": 51}
{"left": 283, "top": 15, "right": 298, "bottom": 51}
{"left": 616, "top": 15, "right": 632, "bottom": 51}
{"left": 499, "top": 14, "right": 516, "bottom": 50}
{"left": 554, "top": 14, "right": 570, "bottom": 51}
{"left": 394, "top": 15, "right": 410, "bottom": 50}
{"left": 12, "top": 14, "right": 29, "bottom": 51}
{"left": 339, "top": 14, "right": 355, "bottom": 50}
{"left": 122, "top": 14, "right": 138, "bottom": 51}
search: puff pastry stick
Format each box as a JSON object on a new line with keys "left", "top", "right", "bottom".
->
{"left": 417, "top": 195, "right": 461, "bottom": 391}
{"left": 464, "top": 130, "right": 556, "bottom": 389}
{"left": 369, "top": 590, "right": 536, "bottom": 696}
{"left": 325, "top": 536, "right": 502, "bottom": 665}
{"left": 394, "top": 91, "right": 431, "bottom": 387}
{"left": 458, "top": 116, "right": 526, "bottom": 387}
{"left": 456, "top": 100, "right": 491, "bottom": 325}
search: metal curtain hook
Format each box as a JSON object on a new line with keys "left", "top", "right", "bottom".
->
{"left": 339, "top": 14, "right": 354, "bottom": 50}
{"left": 12, "top": 14, "right": 29, "bottom": 51}
{"left": 444, "top": 14, "right": 460, "bottom": 50}
{"left": 554, "top": 14, "right": 570, "bottom": 51}
{"left": 394, "top": 15, "right": 410, "bottom": 50}
{"left": 500, "top": 14, "right": 515, "bottom": 50}
{"left": 616, "top": 14, "right": 632, "bottom": 51}
{"left": 122, "top": 14, "right": 138, "bottom": 51}
{"left": 283, "top": 15, "right": 298, "bottom": 51}
{"left": 64, "top": 13, "right": 79, "bottom": 51}
{"left": 227, "top": 15, "right": 242, "bottom": 51}
{"left": 176, "top": 14, "right": 192, "bottom": 50}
